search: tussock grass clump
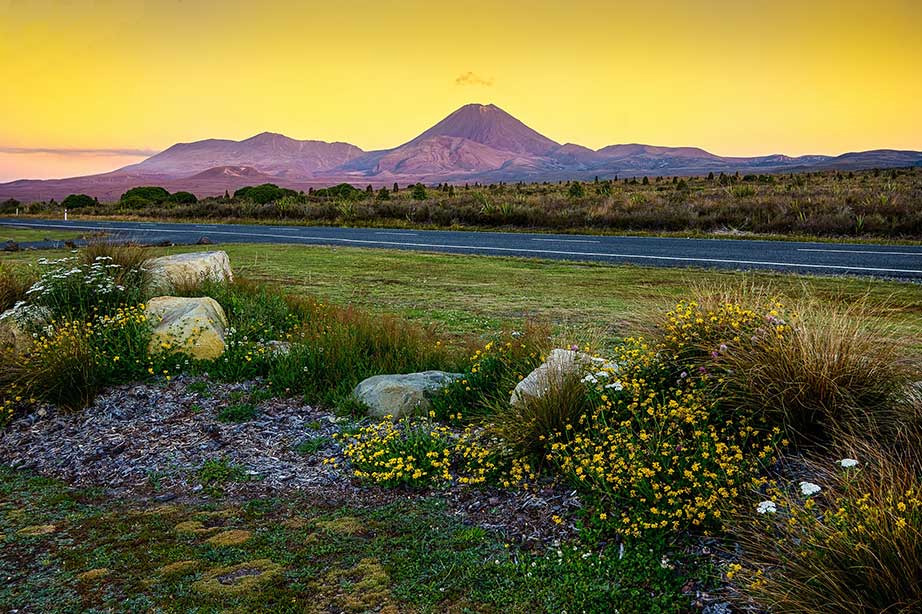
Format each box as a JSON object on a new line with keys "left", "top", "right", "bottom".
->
{"left": 489, "top": 372, "right": 597, "bottom": 461}
{"left": 656, "top": 284, "right": 917, "bottom": 447}
{"left": 269, "top": 300, "right": 461, "bottom": 409}
{"left": 728, "top": 440, "right": 922, "bottom": 614}
{"left": 0, "top": 264, "right": 34, "bottom": 312}
{"left": 79, "top": 240, "right": 150, "bottom": 290}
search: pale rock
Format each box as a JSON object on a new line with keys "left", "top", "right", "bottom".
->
{"left": 510, "top": 348, "right": 617, "bottom": 406}
{"left": 145, "top": 251, "right": 233, "bottom": 293}
{"left": 0, "top": 304, "right": 52, "bottom": 353}
{"left": 353, "top": 371, "right": 463, "bottom": 418}
{"left": 145, "top": 296, "right": 228, "bottom": 360}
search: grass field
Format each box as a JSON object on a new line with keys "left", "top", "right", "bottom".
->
{"left": 2, "top": 242, "right": 920, "bottom": 349}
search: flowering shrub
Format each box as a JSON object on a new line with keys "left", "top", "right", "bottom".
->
{"left": 728, "top": 451, "right": 922, "bottom": 613}
{"left": 548, "top": 338, "right": 779, "bottom": 538}
{"left": 24, "top": 256, "right": 146, "bottom": 320}
{"left": 335, "top": 416, "right": 533, "bottom": 488}
{"left": 1, "top": 305, "right": 152, "bottom": 411}
{"left": 658, "top": 298, "right": 786, "bottom": 372}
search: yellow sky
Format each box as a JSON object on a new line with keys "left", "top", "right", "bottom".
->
{"left": 1, "top": 0, "right": 920, "bottom": 180}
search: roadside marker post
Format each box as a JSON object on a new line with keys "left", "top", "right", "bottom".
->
{"left": 64, "top": 209, "right": 68, "bottom": 221}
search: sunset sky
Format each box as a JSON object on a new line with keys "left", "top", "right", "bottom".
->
{"left": 1, "top": 0, "right": 920, "bottom": 180}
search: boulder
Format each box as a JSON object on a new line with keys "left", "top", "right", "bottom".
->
{"left": 0, "top": 304, "right": 52, "bottom": 353}
{"left": 353, "top": 371, "right": 463, "bottom": 418}
{"left": 145, "top": 251, "right": 233, "bottom": 293}
{"left": 510, "top": 348, "right": 618, "bottom": 406}
{"left": 145, "top": 296, "right": 228, "bottom": 360}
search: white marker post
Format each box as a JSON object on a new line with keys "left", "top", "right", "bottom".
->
{"left": 64, "top": 208, "right": 68, "bottom": 221}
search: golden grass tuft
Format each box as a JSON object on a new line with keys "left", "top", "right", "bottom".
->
{"left": 315, "top": 516, "right": 366, "bottom": 536}
{"left": 156, "top": 560, "right": 199, "bottom": 578}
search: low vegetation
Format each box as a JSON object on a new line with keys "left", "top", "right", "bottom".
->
{"left": 1, "top": 242, "right": 920, "bottom": 612}
{"left": 4, "top": 167, "right": 922, "bottom": 240}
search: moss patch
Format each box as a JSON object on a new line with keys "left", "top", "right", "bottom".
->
{"left": 316, "top": 516, "right": 366, "bottom": 536}
{"left": 156, "top": 559, "right": 199, "bottom": 578}
{"left": 17, "top": 524, "right": 57, "bottom": 536}
{"left": 192, "top": 559, "right": 283, "bottom": 596}
{"left": 206, "top": 529, "right": 252, "bottom": 547}
{"left": 173, "top": 520, "right": 219, "bottom": 536}
{"left": 326, "top": 557, "right": 395, "bottom": 613}
{"left": 77, "top": 568, "right": 111, "bottom": 582}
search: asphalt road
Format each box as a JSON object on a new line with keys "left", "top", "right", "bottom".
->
{"left": 3, "top": 217, "right": 922, "bottom": 280}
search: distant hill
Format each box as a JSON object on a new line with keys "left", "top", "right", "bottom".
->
{"left": 2, "top": 103, "right": 921, "bottom": 201}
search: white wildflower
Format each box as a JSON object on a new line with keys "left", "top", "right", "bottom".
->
{"left": 838, "top": 458, "right": 859, "bottom": 468}
{"left": 756, "top": 500, "right": 777, "bottom": 514}
{"left": 799, "top": 481, "right": 822, "bottom": 496}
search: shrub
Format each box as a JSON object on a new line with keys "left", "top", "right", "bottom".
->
{"left": 313, "top": 183, "right": 363, "bottom": 199}
{"left": 411, "top": 183, "right": 428, "bottom": 200}
{"left": 0, "top": 306, "right": 152, "bottom": 410}
{"left": 489, "top": 371, "right": 598, "bottom": 461}
{"left": 120, "top": 186, "right": 170, "bottom": 203}
{"left": 23, "top": 255, "right": 145, "bottom": 320}
{"left": 234, "top": 184, "right": 297, "bottom": 204}
{"left": 337, "top": 417, "right": 456, "bottom": 487}
{"left": 61, "top": 193, "right": 96, "bottom": 209}
{"left": 543, "top": 336, "right": 779, "bottom": 539}
{"left": 166, "top": 191, "right": 197, "bottom": 204}
{"left": 336, "top": 417, "right": 524, "bottom": 488}
{"left": 728, "top": 443, "right": 922, "bottom": 613}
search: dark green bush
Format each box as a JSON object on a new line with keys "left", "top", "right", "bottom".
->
{"left": 120, "top": 186, "right": 170, "bottom": 203}
{"left": 61, "top": 193, "right": 96, "bottom": 209}
{"left": 167, "top": 191, "right": 198, "bottom": 204}
{"left": 234, "top": 184, "right": 297, "bottom": 204}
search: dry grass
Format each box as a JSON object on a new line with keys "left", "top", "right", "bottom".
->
{"left": 79, "top": 240, "right": 151, "bottom": 292}
{"left": 0, "top": 263, "right": 34, "bottom": 312}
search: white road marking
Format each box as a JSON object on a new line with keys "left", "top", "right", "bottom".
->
{"left": 532, "top": 238, "right": 601, "bottom": 244}
{"left": 4, "top": 221, "right": 922, "bottom": 275}
{"left": 375, "top": 231, "right": 419, "bottom": 236}
{"left": 798, "top": 248, "right": 922, "bottom": 256}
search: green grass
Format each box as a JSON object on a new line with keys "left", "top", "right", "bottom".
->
{"left": 0, "top": 225, "right": 86, "bottom": 244}
{"left": 216, "top": 402, "right": 259, "bottom": 423}
{"left": 0, "top": 466, "right": 709, "bottom": 613}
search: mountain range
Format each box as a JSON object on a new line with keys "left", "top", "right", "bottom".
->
{"left": 2, "top": 103, "right": 921, "bottom": 202}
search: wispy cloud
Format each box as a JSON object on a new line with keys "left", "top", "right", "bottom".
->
{"left": 0, "top": 146, "right": 157, "bottom": 157}
{"left": 455, "top": 71, "right": 494, "bottom": 87}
